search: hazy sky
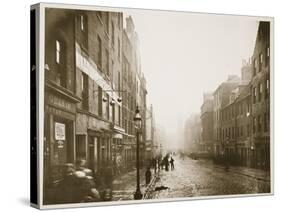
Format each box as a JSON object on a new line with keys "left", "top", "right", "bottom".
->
{"left": 126, "top": 10, "right": 259, "bottom": 136}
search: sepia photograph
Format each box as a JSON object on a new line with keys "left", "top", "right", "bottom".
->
{"left": 39, "top": 3, "right": 273, "bottom": 208}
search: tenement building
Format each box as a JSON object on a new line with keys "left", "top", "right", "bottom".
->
{"left": 250, "top": 21, "right": 270, "bottom": 170}
{"left": 122, "top": 16, "right": 148, "bottom": 168}
{"left": 220, "top": 60, "right": 252, "bottom": 166}
{"left": 213, "top": 75, "right": 240, "bottom": 161}
{"left": 74, "top": 11, "right": 124, "bottom": 175}
{"left": 44, "top": 9, "right": 149, "bottom": 190}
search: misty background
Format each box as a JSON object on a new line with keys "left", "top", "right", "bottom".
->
{"left": 125, "top": 10, "right": 259, "bottom": 151}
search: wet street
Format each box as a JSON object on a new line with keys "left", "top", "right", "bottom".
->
{"left": 112, "top": 156, "right": 270, "bottom": 201}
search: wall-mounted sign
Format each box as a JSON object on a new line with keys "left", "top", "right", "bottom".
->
{"left": 57, "top": 140, "right": 64, "bottom": 148}
{"left": 55, "top": 122, "right": 65, "bottom": 140}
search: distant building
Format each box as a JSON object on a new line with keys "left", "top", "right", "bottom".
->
{"left": 200, "top": 93, "right": 214, "bottom": 154}
{"left": 213, "top": 75, "right": 240, "bottom": 159}
{"left": 145, "top": 104, "right": 155, "bottom": 160}
{"left": 221, "top": 84, "right": 251, "bottom": 165}
{"left": 250, "top": 21, "right": 270, "bottom": 170}
{"left": 184, "top": 114, "right": 202, "bottom": 153}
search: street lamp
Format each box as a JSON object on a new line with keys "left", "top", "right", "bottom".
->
{"left": 134, "top": 106, "right": 143, "bottom": 200}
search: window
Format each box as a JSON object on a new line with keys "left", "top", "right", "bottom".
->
{"left": 98, "top": 86, "right": 103, "bottom": 116}
{"left": 259, "top": 53, "right": 263, "bottom": 71}
{"left": 264, "top": 113, "right": 269, "bottom": 132}
{"left": 118, "top": 38, "right": 121, "bottom": 60}
{"left": 106, "top": 49, "right": 109, "bottom": 76}
{"left": 266, "top": 47, "right": 270, "bottom": 66}
{"left": 111, "top": 21, "right": 115, "bottom": 46}
{"left": 97, "top": 11, "right": 102, "bottom": 19}
{"left": 55, "top": 40, "right": 61, "bottom": 64}
{"left": 118, "top": 105, "right": 121, "bottom": 125}
{"left": 80, "top": 15, "right": 84, "bottom": 31}
{"left": 118, "top": 72, "right": 121, "bottom": 94}
{"left": 97, "top": 36, "right": 102, "bottom": 69}
{"left": 253, "top": 117, "right": 256, "bottom": 134}
{"left": 253, "top": 58, "right": 257, "bottom": 76}
{"left": 258, "top": 83, "right": 263, "bottom": 101}
{"left": 247, "top": 100, "right": 250, "bottom": 114}
{"left": 81, "top": 73, "right": 88, "bottom": 110}
{"left": 253, "top": 87, "right": 257, "bottom": 103}
{"left": 111, "top": 60, "right": 114, "bottom": 80}
{"left": 106, "top": 94, "right": 110, "bottom": 120}
{"left": 118, "top": 13, "right": 121, "bottom": 29}
{"left": 105, "top": 13, "right": 109, "bottom": 33}
{"left": 265, "top": 79, "right": 269, "bottom": 99}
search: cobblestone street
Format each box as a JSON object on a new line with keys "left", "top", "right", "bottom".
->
{"left": 112, "top": 156, "right": 270, "bottom": 201}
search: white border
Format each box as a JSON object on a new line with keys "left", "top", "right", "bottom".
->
{"left": 34, "top": 2, "right": 274, "bottom": 209}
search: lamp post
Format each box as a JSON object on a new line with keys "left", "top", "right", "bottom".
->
{"left": 134, "top": 106, "right": 143, "bottom": 200}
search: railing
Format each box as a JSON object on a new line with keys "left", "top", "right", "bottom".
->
{"left": 142, "top": 172, "right": 160, "bottom": 200}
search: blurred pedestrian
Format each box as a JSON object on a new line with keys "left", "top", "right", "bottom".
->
{"left": 165, "top": 156, "right": 169, "bottom": 171}
{"left": 170, "top": 157, "right": 175, "bottom": 170}
{"left": 145, "top": 167, "right": 152, "bottom": 186}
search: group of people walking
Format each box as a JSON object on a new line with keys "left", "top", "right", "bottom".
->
{"left": 149, "top": 153, "right": 176, "bottom": 173}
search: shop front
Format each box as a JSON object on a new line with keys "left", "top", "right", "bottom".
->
{"left": 44, "top": 89, "right": 79, "bottom": 186}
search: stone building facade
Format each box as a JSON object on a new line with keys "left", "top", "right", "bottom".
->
{"left": 44, "top": 9, "right": 149, "bottom": 188}
{"left": 44, "top": 9, "right": 80, "bottom": 185}
{"left": 201, "top": 21, "right": 271, "bottom": 170}
{"left": 250, "top": 21, "right": 270, "bottom": 170}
